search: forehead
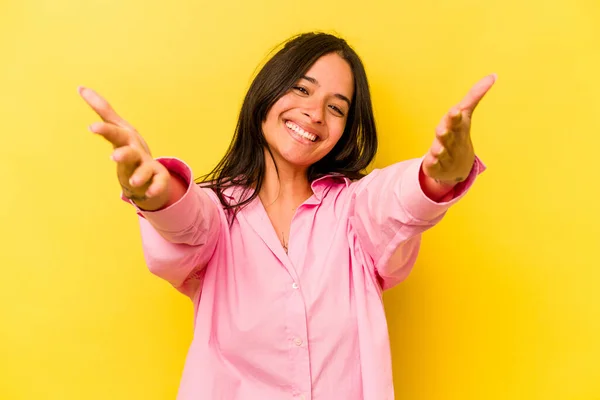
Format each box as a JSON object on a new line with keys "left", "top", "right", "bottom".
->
{"left": 304, "top": 53, "right": 354, "bottom": 99}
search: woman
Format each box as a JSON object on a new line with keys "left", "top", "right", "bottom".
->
{"left": 79, "top": 32, "right": 494, "bottom": 400}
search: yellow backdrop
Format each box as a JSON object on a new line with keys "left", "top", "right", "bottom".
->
{"left": 1, "top": 0, "right": 598, "bottom": 398}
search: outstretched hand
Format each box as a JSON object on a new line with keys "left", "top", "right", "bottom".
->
{"left": 78, "top": 86, "right": 172, "bottom": 210}
{"left": 422, "top": 74, "right": 496, "bottom": 185}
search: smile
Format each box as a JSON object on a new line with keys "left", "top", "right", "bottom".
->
{"left": 285, "top": 120, "right": 318, "bottom": 143}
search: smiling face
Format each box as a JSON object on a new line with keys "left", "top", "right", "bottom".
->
{"left": 261, "top": 52, "right": 355, "bottom": 171}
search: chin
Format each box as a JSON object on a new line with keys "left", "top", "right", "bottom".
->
{"left": 281, "top": 155, "right": 315, "bottom": 168}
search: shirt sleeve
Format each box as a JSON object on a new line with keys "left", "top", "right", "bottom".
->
{"left": 121, "top": 157, "right": 223, "bottom": 297}
{"left": 349, "top": 155, "right": 485, "bottom": 290}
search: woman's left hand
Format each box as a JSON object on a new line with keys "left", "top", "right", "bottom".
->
{"left": 422, "top": 74, "right": 497, "bottom": 185}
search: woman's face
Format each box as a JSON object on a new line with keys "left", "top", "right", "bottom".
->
{"left": 262, "top": 52, "right": 354, "bottom": 170}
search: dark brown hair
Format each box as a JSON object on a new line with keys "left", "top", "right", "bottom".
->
{"left": 197, "top": 32, "right": 378, "bottom": 214}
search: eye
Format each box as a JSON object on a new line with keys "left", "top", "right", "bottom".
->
{"left": 293, "top": 86, "right": 309, "bottom": 95}
{"left": 329, "top": 104, "right": 345, "bottom": 117}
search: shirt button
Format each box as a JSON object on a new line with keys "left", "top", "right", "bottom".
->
{"left": 294, "top": 337, "right": 303, "bottom": 346}
{"left": 292, "top": 282, "right": 299, "bottom": 289}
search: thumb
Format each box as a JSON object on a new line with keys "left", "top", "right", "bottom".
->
{"left": 457, "top": 74, "right": 497, "bottom": 116}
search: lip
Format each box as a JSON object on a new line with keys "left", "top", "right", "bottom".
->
{"left": 284, "top": 119, "right": 321, "bottom": 145}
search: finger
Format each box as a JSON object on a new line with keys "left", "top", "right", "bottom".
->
{"left": 436, "top": 107, "right": 461, "bottom": 136}
{"left": 145, "top": 166, "right": 170, "bottom": 197}
{"left": 436, "top": 129, "right": 455, "bottom": 150}
{"left": 423, "top": 152, "right": 441, "bottom": 172}
{"left": 435, "top": 114, "right": 459, "bottom": 151}
{"left": 428, "top": 153, "right": 446, "bottom": 171}
{"left": 449, "top": 107, "right": 463, "bottom": 128}
{"left": 129, "top": 162, "right": 155, "bottom": 188}
{"left": 90, "top": 121, "right": 131, "bottom": 148}
{"left": 457, "top": 73, "right": 497, "bottom": 116}
{"left": 435, "top": 142, "right": 454, "bottom": 165}
{"left": 430, "top": 136, "right": 445, "bottom": 157}
{"left": 78, "top": 86, "right": 136, "bottom": 131}
{"left": 111, "top": 145, "right": 143, "bottom": 166}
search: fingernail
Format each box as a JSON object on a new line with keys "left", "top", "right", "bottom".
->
{"left": 129, "top": 177, "right": 137, "bottom": 186}
{"left": 88, "top": 122, "right": 101, "bottom": 133}
{"left": 491, "top": 73, "right": 498, "bottom": 81}
{"left": 78, "top": 86, "right": 86, "bottom": 95}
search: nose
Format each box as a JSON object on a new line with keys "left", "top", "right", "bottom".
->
{"left": 302, "top": 99, "right": 325, "bottom": 124}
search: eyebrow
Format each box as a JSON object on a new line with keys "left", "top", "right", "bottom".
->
{"left": 301, "top": 75, "right": 352, "bottom": 107}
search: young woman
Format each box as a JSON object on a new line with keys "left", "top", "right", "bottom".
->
{"left": 79, "top": 32, "right": 495, "bottom": 400}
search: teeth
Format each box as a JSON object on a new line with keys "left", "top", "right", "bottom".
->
{"left": 285, "top": 121, "right": 317, "bottom": 142}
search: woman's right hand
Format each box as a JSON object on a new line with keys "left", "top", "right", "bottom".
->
{"left": 78, "top": 86, "right": 174, "bottom": 211}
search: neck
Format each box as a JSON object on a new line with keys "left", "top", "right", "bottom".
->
{"left": 259, "top": 149, "right": 313, "bottom": 208}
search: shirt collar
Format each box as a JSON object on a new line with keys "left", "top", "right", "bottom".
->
{"left": 215, "top": 173, "right": 352, "bottom": 204}
{"left": 309, "top": 173, "right": 352, "bottom": 201}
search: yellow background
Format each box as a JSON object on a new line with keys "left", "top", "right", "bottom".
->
{"left": 1, "top": 0, "right": 598, "bottom": 398}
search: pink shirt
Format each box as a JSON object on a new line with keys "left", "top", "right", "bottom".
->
{"left": 127, "top": 156, "right": 484, "bottom": 400}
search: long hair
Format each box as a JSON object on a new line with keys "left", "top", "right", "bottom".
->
{"left": 197, "top": 32, "right": 378, "bottom": 216}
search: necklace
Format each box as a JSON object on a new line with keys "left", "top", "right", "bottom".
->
{"left": 281, "top": 232, "right": 288, "bottom": 253}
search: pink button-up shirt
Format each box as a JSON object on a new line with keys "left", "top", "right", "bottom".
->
{"left": 127, "top": 156, "right": 484, "bottom": 400}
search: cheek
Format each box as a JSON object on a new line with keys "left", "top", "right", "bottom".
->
{"left": 263, "top": 108, "right": 283, "bottom": 139}
{"left": 263, "top": 97, "right": 292, "bottom": 132}
{"left": 268, "top": 95, "right": 293, "bottom": 118}
{"left": 328, "top": 120, "right": 347, "bottom": 144}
